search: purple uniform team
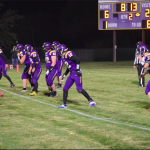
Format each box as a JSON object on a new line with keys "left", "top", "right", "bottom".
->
{"left": 43, "top": 42, "right": 58, "bottom": 97}
{"left": 0, "top": 46, "right": 15, "bottom": 88}
{"left": 138, "top": 43, "right": 150, "bottom": 111}
{"left": 56, "top": 44, "right": 96, "bottom": 108}
{"left": 24, "top": 44, "right": 42, "bottom": 96}
{"left": 52, "top": 41, "right": 64, "bottom": 88}
{"left": 16, "top": 44, "right": 32, "bottom": 92}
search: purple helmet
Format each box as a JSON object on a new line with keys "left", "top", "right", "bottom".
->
{"left": 56, "top": 44, "right": 68, "bottom": 55}
{"left": 52, "top": 41, "right": 60, "bottom": 46}
{"left": 42, "top": 42, "right": 52, "bottom": 51}
{"left": 137, "top": 44, "right": 149, "bottom": 56}
{"left": 24, "top": 44, "right": 33, "bottom": 54}
{"left": 16, "top": 44, "right": 24, "bottom": 52}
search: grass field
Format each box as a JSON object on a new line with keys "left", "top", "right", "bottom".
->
{"left": 0, "top": 61, "right": 150, "bottom": 149}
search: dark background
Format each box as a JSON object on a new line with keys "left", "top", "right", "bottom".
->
{"left": 1, "top": 0, "right": 150, "bottom": 61}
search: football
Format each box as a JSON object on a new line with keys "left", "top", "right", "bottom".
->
{"left": 0, "top": 91, "right": 4, "bottom": 97}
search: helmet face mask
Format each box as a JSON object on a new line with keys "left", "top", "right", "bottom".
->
{"left": 52, "top": 41, "right": 60, "bottom": 50}
{"left": 24, "top": 44, "right": 33, "bottom": 55}
{"left": 56, "top": 44, "right": 68, "bottom": 56}
{"left": 42, "top": 42, "right": 52, "bottom": 52}
{"left": 16, "top": 44, "right": 24, "bottom": 52}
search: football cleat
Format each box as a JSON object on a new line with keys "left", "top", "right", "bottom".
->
{"left": 21, "top": 90, "right": 27, "bottom": 92}
{"left": 31, "top": 86, "right": 34, "bottom": 92}
{"left": 48, "top": 92, "right": 53, "bottom": 97}
{"left": 89, "top": 100, "right": 96, "bottom": 107}
{"left": 56, "top": 84, "right": 61, "bottom": 88}
{"left": 51, "top": 91, "right": 58, "bottom": 97}
{"left": 30, "top": 91, "right": 37, "bottom": 96}
{"left": 10, "top": 83, "right": 15, "bottom": 88}
{"left": 57, "top": 103, "right": 67, "bottom": 109}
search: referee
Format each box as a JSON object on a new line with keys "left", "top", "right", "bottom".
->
{"left": 133, "top": 41, "right": 145, "bottom": 87}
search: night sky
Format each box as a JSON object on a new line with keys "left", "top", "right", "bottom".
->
{"left": 1, "top": 0, "right": 150, "bottom": 49}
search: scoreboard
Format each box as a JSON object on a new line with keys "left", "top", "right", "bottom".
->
{"left": 98, "top": 1, "right": 150, "bottom": 30}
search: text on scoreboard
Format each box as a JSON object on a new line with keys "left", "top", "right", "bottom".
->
{"left": 98, "top": 1, "right": 150, "bottom": 30}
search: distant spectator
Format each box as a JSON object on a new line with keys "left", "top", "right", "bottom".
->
{"left": 11, "top": 46, "right": 18, "bottom": 68}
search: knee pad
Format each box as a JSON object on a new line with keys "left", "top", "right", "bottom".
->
{"left": 77, "top": 87, "right": 83, "bottom": 93}
{"left": 31, "top": 78, "right": 37, "bottom": 84}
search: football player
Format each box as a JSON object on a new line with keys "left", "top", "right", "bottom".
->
{"left": 0, "top": 46, "right": 15, "bottom": 88}
{"left": 52, "top": 41, "right": 63, "bottom": 88}
{"left": 17, "top": 44, "right": 32, "bottom": 92}
{"left": 42, "top": 42, "right": 58, "bottom": 97}
{"left": 24, "top": 44, "right": 42, "bottom": 96}
{"left": 56, "top": 44, "right": 96, "bottom": 108}
{"left": 139, "top": 48, "right": 150, "bottom": 111}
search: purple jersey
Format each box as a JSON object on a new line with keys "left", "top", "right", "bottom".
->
{"left": 19, "top": 50, "right": 31, "bottom": 66}
{"left": 145, "top": 52, "right": 150, "bottom": 62}
{"left": 29, "top": 49, "right": 41, "bottom": 69}
{"left": 0, "top": 49, "right": 5, "bottom": 65}
{"left": 45, "top": 50, "right": 58, "bottom": 69}
{"left": 62, "top": 51, "right": 79, "bottom": 72}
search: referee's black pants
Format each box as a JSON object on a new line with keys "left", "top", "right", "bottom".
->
{"left": 137, "top": 64, "right": 145, "bottom": 87}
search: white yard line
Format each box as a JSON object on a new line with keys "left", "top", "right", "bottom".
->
{"left": 1, "top": 87, "right": 150, "bottom": 132}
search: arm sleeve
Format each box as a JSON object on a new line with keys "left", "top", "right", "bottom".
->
{"left": 70, "top": 55, "right": 80, "bottom": 65}
{"left": 32, "top": 57, "right": 39, "bottom": 63}
{"left": 0, "top": 53, "right": 7, "bottom": 64}
{"left": 64, "top": 68, "right": 69, "bottom": 76}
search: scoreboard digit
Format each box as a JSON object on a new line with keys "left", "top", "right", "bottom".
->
{"left": 98, "top": 1, "right": 150, "bottom": 30}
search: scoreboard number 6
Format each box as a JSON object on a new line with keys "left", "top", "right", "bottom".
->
{"left": 104, "top": 10, "right": 109, "bottom": 18}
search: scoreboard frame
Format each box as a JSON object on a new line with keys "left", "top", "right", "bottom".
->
{"left": 98, "top": 1, "right": 150, "bottom": 30}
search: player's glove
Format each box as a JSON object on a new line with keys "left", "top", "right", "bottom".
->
{"left": 45, "top": 70, "right": 50, "bottom": 76}
{"left": 45, "top": 66, "right": 54, "bottom": 76}
{"left": 61, "top": 74, "right": 66, "bottom": 81}
{"left": 76, "top": 69, "right": 81, "bottom": 76}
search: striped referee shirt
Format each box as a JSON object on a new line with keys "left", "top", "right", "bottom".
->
{"left": 134, "top": 49, "right": 145, "bottom": 66}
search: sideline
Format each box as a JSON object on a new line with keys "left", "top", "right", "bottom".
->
{"left": 1, "top": 87, "right": 150, "bottom": 132}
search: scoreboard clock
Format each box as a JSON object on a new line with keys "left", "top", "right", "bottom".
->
{"left": 98, "top": 1, "right": 150, "bottom": 30}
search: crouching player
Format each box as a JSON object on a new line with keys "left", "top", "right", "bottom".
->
{"left": 56, "top": 44, "right": 96, "bottom": 108}
{"left": 139, "top": 45, "right": 150, "bottom": 111}
{"left": 0, "top": 46, "right": 15, "bottom": 87}
{"left": 42, "top": 42, "right": 58, "bottom": 97}
{"left": 24, "top": 44, "right": 42, "bottom": 96}
{"left": 17, "top": 44, "right": 32, "bottom": 92}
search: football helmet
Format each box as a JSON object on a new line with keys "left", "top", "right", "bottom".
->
{"left": 24, "top": 44, "right": 33, "bottom": 55}
{"left": 16, "top": 44, "right": 24, "bottom": 52}
{"left": 42, "top": 42, "right": 52, "bottom": 51}
{"left": 56, "top": 44, "right": 68, "bottom": 55}
{"left": 52, "top": 41, "right": 60, "bottom": 50}
{"left": 137, "top": 44, "right": 149, "bottom": 56}
{"left": 52, "top": 41, "right": 60, "bottom": 46}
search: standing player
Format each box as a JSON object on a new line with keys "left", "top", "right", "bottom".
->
{"left": 0, "top": 46, "right": 15, "bottom": 88}
{"left": 52, "top": 41, "right": 63, "bottom": 88}
{"left": 56, "top": 44, "right": 96, "bottom": 108}
{"left": 24, "top": 44, "right": 42, "bottom": 96}
{"left": 17, "top": 44, "right": 32, "bottom": 92}
{"left": 42, "top": 42, "right": 58, "bottom": 97}
{"left": 139, "top": 49, "right": 150, "bottom": 111}
{"left": 133, "top": 41, "right": 146, "bottom": 87}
